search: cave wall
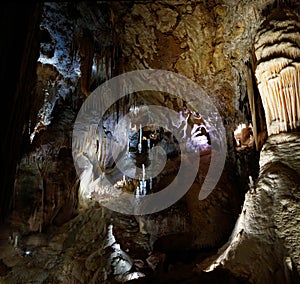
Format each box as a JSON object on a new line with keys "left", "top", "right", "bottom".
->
{"left": 3, "top": 0, "right": 264, "bottom": 228}
{"left": 68, "top": 0, "right": 260, "bottom": 253}
{"left": 0, "top": 3, "right": 42, "bottom": 222}
{"left": 111, "top": 0, "right": 269, "bottom": 184}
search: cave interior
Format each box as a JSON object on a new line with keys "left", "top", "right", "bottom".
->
{"left": 1, "top": 1, "right": 300, "bottom": 283}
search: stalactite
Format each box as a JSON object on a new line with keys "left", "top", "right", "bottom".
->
{"left": 257, "top": 65, "right": 300, "bottom": 135}
{"left": 246, "top": 64, "right": 259, "bottom": 149}
{"left": 116, "top": 99, "right": 119, "bottom": 123}
{"left": 254, "top": 8, "right": 300, "bottom": 136}
{"left": 79, "top": 35, "right": 94, "bottom": 96}
{"left": 104, "top": 49, "right": 111, "bottom": 81}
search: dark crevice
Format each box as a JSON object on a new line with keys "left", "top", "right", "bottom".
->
{"left": 255, "top": 38, "right": 300, "bottom": 52}
{"left": 256, "top": 53, "right": 300, "bottom": 66}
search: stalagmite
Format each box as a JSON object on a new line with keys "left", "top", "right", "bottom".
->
{"left": 142, "top": 164, "right": 145, "bottom": 180}
{"left": 14, "top": 235, "right": 18, "bottom": 248}
{"left": 135, "top": 186, "right": 140, "bottom": 197}
{"left": 138, "top": 124, "right": 142, "bottom": 153}
{"left": 147, "top": 138, "right": 151, "bottom": 150}
{"left": 139, "top": 164, "right": 147, "bottom": 196}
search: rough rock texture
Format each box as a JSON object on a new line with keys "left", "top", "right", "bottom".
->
{"left": 2, "top": 0, "right": 300, "bottom": 283}
{"left": 202, "top": 133, "right": 300, "bottom": 283}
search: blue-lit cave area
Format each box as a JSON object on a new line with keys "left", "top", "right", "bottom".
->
{"left": 1, "top": 1, "right": 300, "bottom": 283}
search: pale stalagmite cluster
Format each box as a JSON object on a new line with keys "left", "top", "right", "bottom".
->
{"left": 254, "top": 8, "right": 300, "bottom": 136}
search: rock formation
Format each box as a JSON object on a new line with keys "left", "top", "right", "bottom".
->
{"left": 1, "top": 1, "right": 300, "bottom": 283}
